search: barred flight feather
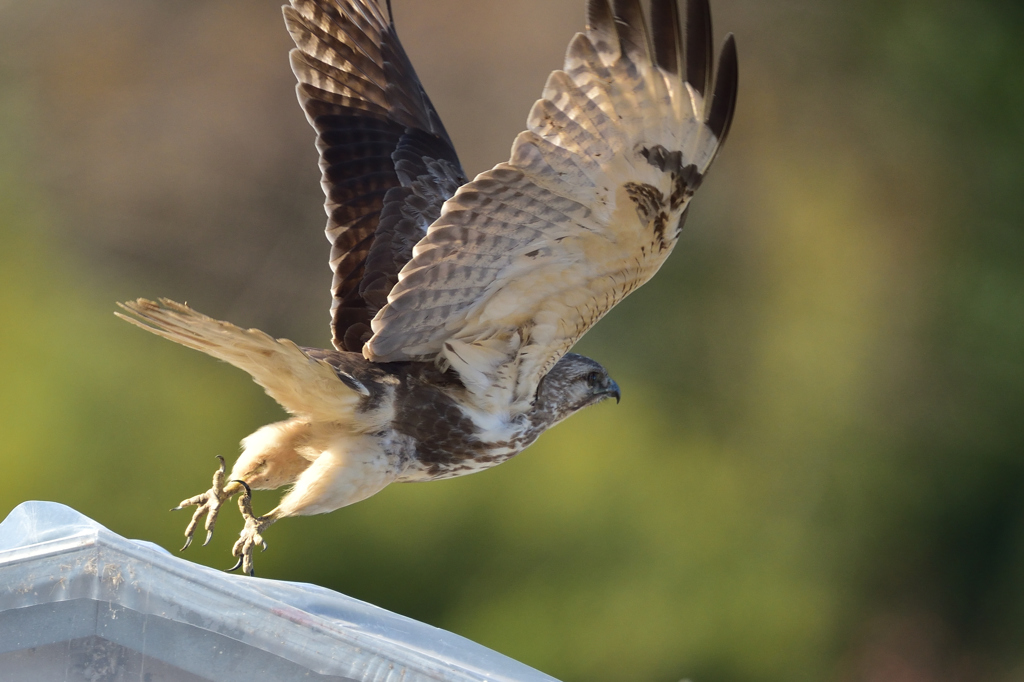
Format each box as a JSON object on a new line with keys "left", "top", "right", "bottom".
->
{"left": 285, "top": 0, "right": 465, "bottom": 353}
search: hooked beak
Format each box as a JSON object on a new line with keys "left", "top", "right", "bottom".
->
{"left": 605, "top": 379, "right": 621, "bottom": 404}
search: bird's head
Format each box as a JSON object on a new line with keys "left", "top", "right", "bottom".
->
{"left": 532, "top": 353, "right": 620, "bottom": 426}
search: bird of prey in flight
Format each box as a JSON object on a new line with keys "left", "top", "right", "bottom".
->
{"left": 118, "top": 0, "right": 737, "bottom": 576}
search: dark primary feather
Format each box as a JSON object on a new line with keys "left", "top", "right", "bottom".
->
{"left": 707, "top": 33, "right": 738, "bottom": 148}
{"left": 586, "top": 0, "right": 619, "bottom": 57}
{"left": 284, "top": 0, "right": 466, "bottom": 353}
{"left": 612, "top": 0, "right": 650, "bottom": 63}
{"left": 685, "top": 0, "right": 713, "bottom": 98}
{"left": 650, "top": 0, "right": 683, "bottom": 75}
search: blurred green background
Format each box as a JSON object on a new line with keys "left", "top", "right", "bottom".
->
{"left": 1, "top": 1, "right": 1023, "bottom": 680}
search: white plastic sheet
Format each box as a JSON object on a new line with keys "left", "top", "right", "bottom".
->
{"left": 0, "top": 501, "right": 559, "bottom": 682}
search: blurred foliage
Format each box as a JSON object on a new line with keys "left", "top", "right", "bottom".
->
{"left": 1, "top": 1, "right": 1023, "bottom": 681}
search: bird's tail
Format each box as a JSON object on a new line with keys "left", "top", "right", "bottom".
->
{"left": 116, "top": 298, "right": 361, "bottom": 421}
{"left": 117, "top": 298, "right": 263, "bottom": 363}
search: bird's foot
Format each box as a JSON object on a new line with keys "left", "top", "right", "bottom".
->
{"left": 226, "top": 482, "right": 275, "bottom": 577}
{"left": 172, "top": 456, "right": 244, "bottom": 551}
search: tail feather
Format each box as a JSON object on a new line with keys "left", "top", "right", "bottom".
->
{"left": 117, "top": 298, "right": 361, "bottom": 422}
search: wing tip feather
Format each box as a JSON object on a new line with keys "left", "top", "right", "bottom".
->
{"left": 707, "top": 33, "right": 738, "bottom": 146}
{"left": 650, "top": 0, "right": 683, "bottom": 75}
{"left": 611, "top": 0, "right": 650, "bottom": 63}
{"left": 586, "top": 0, "right": 618, "bottom": 57}
{"left": 685, "top": 0, "right": 714, "bottom": 97}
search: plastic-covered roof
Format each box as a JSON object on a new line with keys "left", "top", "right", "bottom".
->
{"left": 0, "top": 501, "right": 559, "bottom": 682}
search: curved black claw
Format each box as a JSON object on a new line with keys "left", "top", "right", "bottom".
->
{"left": 229, "top": 483, "right": 275, "bottom": 577}
{"left": 226, "top": 556, "right": 244, "bottom": 573}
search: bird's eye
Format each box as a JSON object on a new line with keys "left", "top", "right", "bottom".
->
{"left": 586, "top": 371, "right": 603, "bottom": 387}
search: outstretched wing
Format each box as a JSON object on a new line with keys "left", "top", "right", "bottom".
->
{"left": 117, "top": 299, "right": 366, "bottom": 422}
{"left": 364, "top": 0, "right": 738, "bottom": 410}
{"left": 284, "top": 0, "right": 467, "bottom": 353}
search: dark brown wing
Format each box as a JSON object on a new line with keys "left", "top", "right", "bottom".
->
{"left": 283, "top": 0, "right": 467, "bottom": 352}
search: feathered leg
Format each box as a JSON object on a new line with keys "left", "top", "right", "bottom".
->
{"left": 227, "top": 434, "right": 399, "bottom": 576}
{"left": 173, "top": 419, "right": 314, "bottom": 559}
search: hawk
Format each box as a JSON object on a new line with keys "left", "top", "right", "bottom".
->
{"left": 118, "top": 0, "right": 737, "bottom": 575}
